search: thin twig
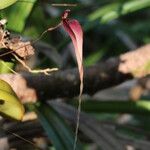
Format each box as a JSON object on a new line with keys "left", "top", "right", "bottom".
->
{"left": 0, "top": 23, "right": 62, "bottom": 58}
{"left": 0, "top": 127, "right": 42, "bottom": 150}
{"left": 51, "top": 3, "right": 78, "bottom": 7}
{"left": 13, "top": 53, "right": 58, "bottom": 75}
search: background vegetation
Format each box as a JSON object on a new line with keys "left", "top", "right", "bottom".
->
{"left": 1, "top": 0, "right": 150, "bottom": 150}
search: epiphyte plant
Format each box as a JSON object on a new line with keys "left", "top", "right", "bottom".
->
{"left": 61, "top": 9, "right": 84, "bottom": 150}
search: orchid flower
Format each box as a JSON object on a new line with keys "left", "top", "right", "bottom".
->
{"left": 61, "top": 10, "right": 83, "bottom": 150}
{"left": 62, "top": 10, "right": 83, "bottom": 91}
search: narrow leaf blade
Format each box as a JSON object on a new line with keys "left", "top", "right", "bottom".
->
{"left": 34, "top": 103, "right": 82, "bottom": 150}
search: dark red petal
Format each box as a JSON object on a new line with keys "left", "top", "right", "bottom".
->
{"left": 63, "top": 19, "right": 83, "bottom": 82}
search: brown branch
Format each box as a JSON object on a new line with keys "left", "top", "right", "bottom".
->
{"left": 0, "top": 44, "right": 150, "bottom": 102}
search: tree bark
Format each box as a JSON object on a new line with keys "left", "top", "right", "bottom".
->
{"left": 1, "top": 44, "right": 150, "bottom": 102}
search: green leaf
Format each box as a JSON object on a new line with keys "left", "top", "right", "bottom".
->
{"left": 88, "top": 0, "right": 150, "bottom": 23}
{"left": 0, "top": 79, "right": 24, "bottom": 120}
{"left": 71, "top": 100, "right": 150, "bottom": 115}
{"left": 2, "top": 0, "right": 36, "bottom": 32}
{"left": 34, "top": 103, "right": 82, "bottom": 150}
{"left": 50, "top": 102, "right": 123, "bottom": 150}
{"left": 0, "top": 79, "right": 16, "bottom": 95}
{"left": 0, "top": 0, "right": 17, "bottom": 10}
{"left": 84, "top": 50, "right": 105, "bottom": 67}
{"left": 0, "top": 60, "right": 14, "bottom": 73}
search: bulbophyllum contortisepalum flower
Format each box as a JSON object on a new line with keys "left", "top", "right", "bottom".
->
{"left": 62, "top": 10, "right": 83, "bottom": 92}
{"left": 62, "top": 10, "right": 83, "bottom": 150}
